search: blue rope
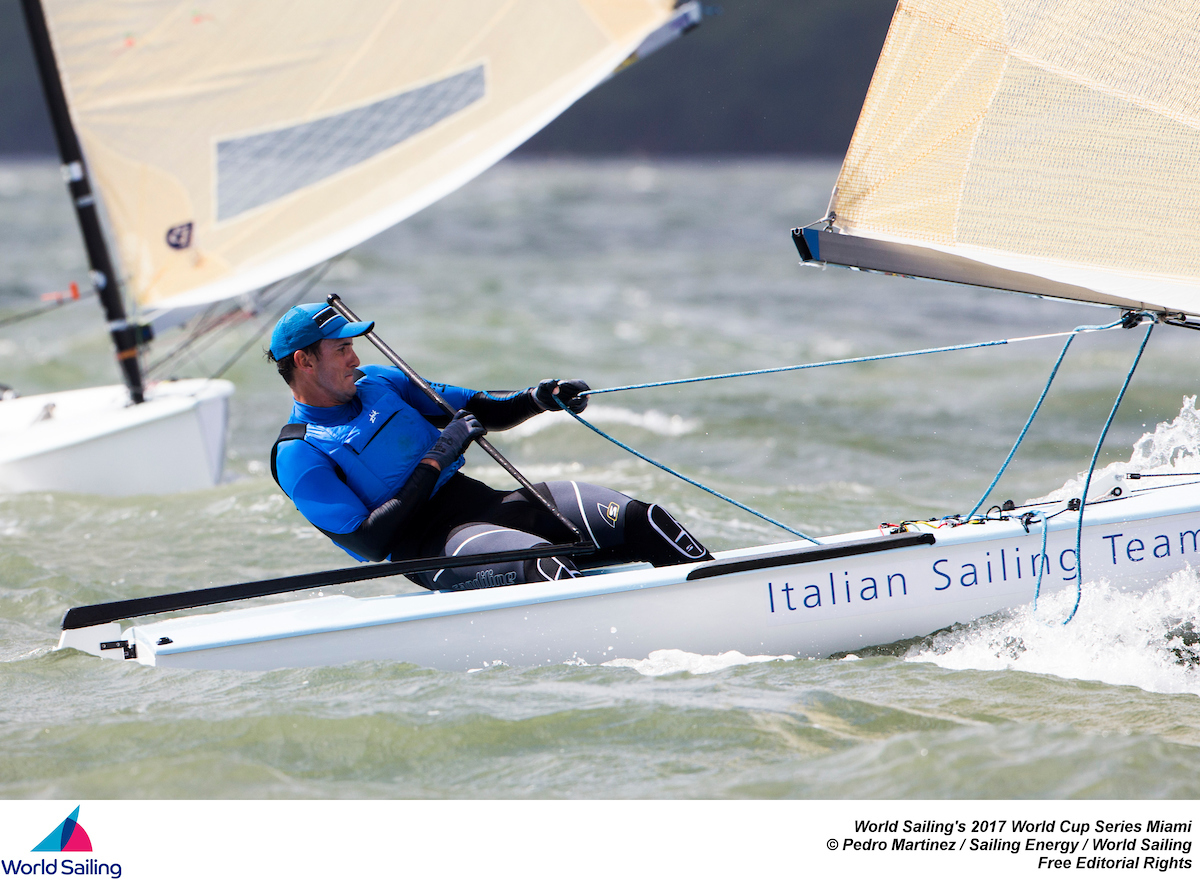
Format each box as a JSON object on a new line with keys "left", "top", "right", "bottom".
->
{"left": 547, "top": 319, "right": 1133, "bottom": 556}
{"left": 553, "top": 400, "right": 822, "bottom": 544}
{"left": 967, "top": 318, "right": 1125, "bottom": 519}
{"left": 1063, "top": 317, "right": 1155, "bottom": 624}
{"left": 1029, "top": 509, "right": 1050, "bottom": 614}
{"left": 582, "top": 329, "right": 1110, "bottom": 397}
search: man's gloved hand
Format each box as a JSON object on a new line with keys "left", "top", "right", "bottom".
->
{"left": 424, "top": 410, "right": 485, "bottom": 470}
{"left": 533, "top": 378, "right": 590, "bottom": 414}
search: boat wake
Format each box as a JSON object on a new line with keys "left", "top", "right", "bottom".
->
{"left": 905, "top": 566, "right": 1200, "bottom": 696}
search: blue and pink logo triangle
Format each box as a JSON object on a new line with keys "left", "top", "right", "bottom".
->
{"left": 32, "top": 806, "right": 92, "bottom": 852}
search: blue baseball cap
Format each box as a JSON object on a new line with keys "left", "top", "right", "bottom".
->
{"left": 270, "top": 303, "right": 374, "bottom": 360}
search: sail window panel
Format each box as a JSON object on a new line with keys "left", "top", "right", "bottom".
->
{"left": 215, "top": 66, "right": 487, "bottom": 221}
{"left": 834, "top": 0, "right": 1007, "bottom": 243}
{"left": 38, "top": 0, "right": 677, "bottom": 310}
{"left": 205, "top": 5, "right": 632, "bottom": 275}
{"left": 957, "top": 57, "right": 1200, "bottom": 283}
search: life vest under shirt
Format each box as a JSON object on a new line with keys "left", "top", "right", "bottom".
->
{"left": 274, "top": 367, "right": 476, "bottom": 513}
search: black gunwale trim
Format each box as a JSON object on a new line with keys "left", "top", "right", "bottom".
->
{"left": 62, "top": 541, "right": 595, "bottom": 630}
{"left": 686, "top": 532, "right": 936, "bottom": 580}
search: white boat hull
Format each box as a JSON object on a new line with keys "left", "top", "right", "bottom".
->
{"left": 58, "top": 478, "right": 1200, "bottom": 670}
{"left": 0, "top": 379, "right": 233, "bottom": 495}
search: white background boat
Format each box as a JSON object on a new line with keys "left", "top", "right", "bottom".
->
{"left": 0, "top": 378, "right": 232, "bottom": 495}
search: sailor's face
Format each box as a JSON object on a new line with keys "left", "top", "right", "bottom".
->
{"left": 311, "top": 338, "right": 360, "bottom": 404}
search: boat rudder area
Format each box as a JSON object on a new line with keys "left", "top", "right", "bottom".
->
{"left": 56, "top": 622, "right": 140, "bottom": 661}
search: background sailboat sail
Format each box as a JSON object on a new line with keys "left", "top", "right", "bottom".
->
{"left": 38, "top": 0, "right": 680, "bottom": 312}
{"left": 3, "top": 0, "right": 686, "bottom": 497}
{"left": 796, "top": 0, "right": 1200, "bottom": 317}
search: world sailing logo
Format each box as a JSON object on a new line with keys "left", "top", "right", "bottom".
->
{"left": 1, "top": 806, "right": 122, "bottom": 878}
{"left": 32, "top": 806, "right": 91, "bottom": 852}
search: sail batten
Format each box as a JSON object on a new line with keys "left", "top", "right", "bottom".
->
{"left": 816, "top": 0, "right": 1200, "bottom": 315}
{"left": 39, "top": 0, "right": 678, "bottom": 311}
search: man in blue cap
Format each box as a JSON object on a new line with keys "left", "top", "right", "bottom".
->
{"left": 267, "top": 302, "right": 711, "bottom": 590}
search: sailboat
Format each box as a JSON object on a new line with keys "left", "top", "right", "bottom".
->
{"left": 4, "top": 0, "right": 698, "bottom": 495}
{"left": 57, "top": 0, "right": 1200, "bottom": 670}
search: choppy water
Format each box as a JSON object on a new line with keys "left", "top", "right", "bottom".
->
{"left": 2, "top": 158, "right": 1200, "bottom": 798}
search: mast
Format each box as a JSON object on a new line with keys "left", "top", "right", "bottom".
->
{"left": 19, "top": 0, "right": 146, "bottom": 404}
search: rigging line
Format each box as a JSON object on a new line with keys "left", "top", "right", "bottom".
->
{"left": 152, "top": 266, "right": 325, "bottom": 373}
{"left": 553, "top": 396, "right": 821, "bottom": 544}
{"left": 144, "top": 302, "right": 240, "bottom": 376}
{"left": 0, "top": 295, "right": 87, "bottom": 330}
{"left": 145, "top": 262, "right": 328, "bottom": 378}
{"left": 1064, "top": 316, "right": 1156, "bottom": 626}
{"left": 967, "top": 317, "right": 1125, "bottom": 519}
{"left": 145, "top": 294, "right": 266, "bottom": 376}
{"left": 580, "top": 326, "right": 1124, "bottom": 397}
{"left": 209, "top": 260, "right": 335, "bottom": 380}
{"left": 1028, "top": 509, "right": 1051, "bottom": 616}
{"left": 144, "top": 273, "right": 300, "bottom": 376}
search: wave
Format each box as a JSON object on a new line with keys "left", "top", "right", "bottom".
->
{"left": 503, "top": 404, "right": 698, "bottom": 439}
{"left": 896, "top": 395, "right": 1200, "bottom": 695}
{"left": 1031, "top": 395, "right": 1200, "bottom": 503}
{"left": 603, "top": 648, "right": 794, "bottom": 676}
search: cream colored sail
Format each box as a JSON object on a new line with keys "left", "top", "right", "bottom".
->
{"left": 40, "top": 0, "right": 677, "bottom": 310}
{"left": 817, "top": 0, "right": 1200, "bottom": 316}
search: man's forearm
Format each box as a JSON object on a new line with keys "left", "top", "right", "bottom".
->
{"left": 464, "top": 390, "right": 541, "bottom": 431}
{"left": 321, "top": 463, "right": 440, "bottom": 562}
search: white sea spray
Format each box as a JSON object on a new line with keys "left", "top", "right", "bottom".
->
{"left": 906, "top": 566, "right": 1200, "bottom": 696}
{"left": 1030, "top": 395, "right": 1200, "bottom": 503}
{"left": 603, "top": 648, "right": 794, "bottom": 676}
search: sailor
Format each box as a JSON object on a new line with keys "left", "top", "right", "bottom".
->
{"left": 267, "top": 303, "right": 711, "bottom": 590}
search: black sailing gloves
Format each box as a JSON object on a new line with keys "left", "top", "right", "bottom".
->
{"left": 533, "top": 378, "right": 590, "bottom": 414}
{"left": 425, "top": 410, "right": 485, "bottom": 470}
{"left": 462, "top": 379, "right": 589, "bottom": 432}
